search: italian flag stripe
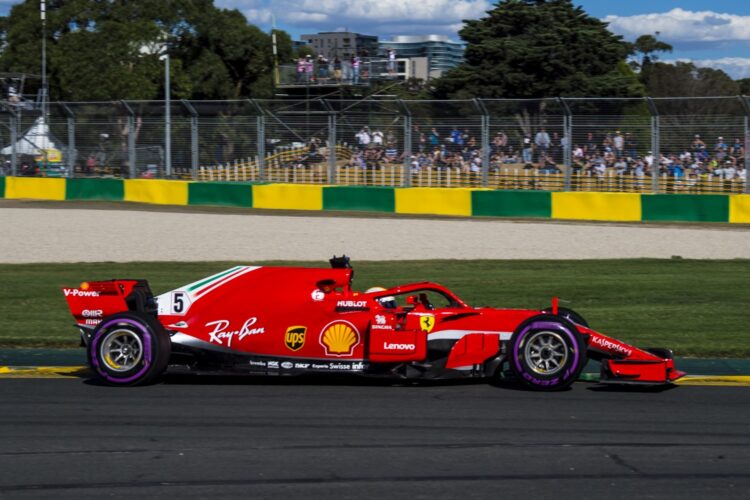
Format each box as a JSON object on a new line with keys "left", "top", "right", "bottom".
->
{"left": 186, "top": 266, "right": 242, "bottom": 293}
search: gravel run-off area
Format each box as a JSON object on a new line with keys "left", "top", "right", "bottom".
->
{"left": 1, "top": 201, "right": 748, "bottom": 262}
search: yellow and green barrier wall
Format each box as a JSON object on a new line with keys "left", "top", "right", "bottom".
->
{"left": 1, "top": 177, "right": 749, "bottom": 224}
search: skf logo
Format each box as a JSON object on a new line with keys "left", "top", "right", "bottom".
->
{"left": 419, "top": 314, "right": 435, "bottom": 333}
{"left": 320, "top": 321, "right": 360, "bottom": 357}
{"left": 285, "top": 326, "right": 307, "bottom": 351}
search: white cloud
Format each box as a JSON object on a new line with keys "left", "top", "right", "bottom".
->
{"left": 288, "top": 0, "right": 492, "bottom": 23}
{"left": 691, "top": 58, "right": 750, "bottom": 79}
{"left": 661, "top": 57, "right": 750, "bottom": 79}
{"left": 242, "top": 8, "right": 272, "bottom": 24}
{"left": 223, "top": 0, "right": 489, "bottom": 38}
{"left": 604, "top": 8, "right": 750, "bottom": 43}
{"left": 286, "top": 11, "right": 329, "bottom": 23}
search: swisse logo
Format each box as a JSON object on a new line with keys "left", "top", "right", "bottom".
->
{"left": 383, "top": 342, "right": 415, "bottom": 351}
{"left": 82, "top": 309, "right": 103, "bottom": 318}
{"left": 63, "top": 289, "right": 100, "bottom": 297}
{"left": 591, "top": 336, "right": 633, "bottom": 357}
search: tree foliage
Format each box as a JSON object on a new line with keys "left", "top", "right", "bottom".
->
{"left": 737, "top": 78, "right": 750, "bottom": 95}
{"left": 0, "top": 0, "right": 292, "bottom": 101}
{"left": 433, "top": 0, "right": 644, "bottom": 99}
{"left": 631, "top": 34, "right": 673, "bottom": 68}
{"left": 640, "top": 61, "right": 740, "bottom": 97}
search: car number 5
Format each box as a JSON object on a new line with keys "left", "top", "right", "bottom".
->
{"left": 172, "top": 292, "right": 186, "bottom": 313}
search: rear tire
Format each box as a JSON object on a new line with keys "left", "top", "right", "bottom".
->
{"left": 508, "top": 314, "right": 587, "bottom": 391}
{"left": 88, "top": 312, "right": 170, "bottom": 386}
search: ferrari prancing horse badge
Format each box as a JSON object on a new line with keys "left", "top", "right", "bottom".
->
{"left": 419, "top": 314, "right": 435, "bottom": 333}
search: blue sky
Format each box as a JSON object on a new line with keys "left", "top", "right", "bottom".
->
{"left": 2, "top": 1, "right": 749, "bottom": 78}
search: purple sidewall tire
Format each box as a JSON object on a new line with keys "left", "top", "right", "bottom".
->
{"left": 510, "top": 318, "right": 585, "bottom": 389}
{"left": 89, "top": 317, "right": 154, "bottom": 385}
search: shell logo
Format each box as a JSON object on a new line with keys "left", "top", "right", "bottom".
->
{"left": 319, "top": 321, "right": 360, "bottom": 357}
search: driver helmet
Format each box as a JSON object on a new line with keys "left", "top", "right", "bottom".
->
{"left": 365, "top": 286, "right": 397, "bottom": 309}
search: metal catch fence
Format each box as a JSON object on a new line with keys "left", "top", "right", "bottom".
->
{"left": 0, "top": 97, "right": 747, "bottom": 194}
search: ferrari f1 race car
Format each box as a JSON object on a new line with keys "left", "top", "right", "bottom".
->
{"left": 62, "top": 257, "right": 685, "bottom": 389}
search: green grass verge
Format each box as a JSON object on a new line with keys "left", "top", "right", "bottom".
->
{"left": 1, "top": 259, "right": 748, "bottom": 357}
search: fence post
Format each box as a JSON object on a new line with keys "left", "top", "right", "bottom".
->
{"left": 327, "top": 111, "right": 337, "bottom": 184}
{"left": 646, "top": 97, "right": 660, "bottom": 194}
{"left": 66, "top": 117, "right": 75, "bottom": 177}
{"left": 60, "top": 104, "right": 76, "bottom": 177}
{"left": 9, "top": 110, "right": 17, "bottom": 176}
{"left": 740, "top": 95, "right": 750, "bottom": 194}
{"left": 122, "top": 101, "right": 136, "bottom": 178}
{"left": 256, "top": 115, "right": 265, "bottom": 181}
{"left": 249, "top": 99, "right": 265, "bottom": 182}
{"left": 559, "top": 98, "right": 573, "bottom": 191}
{"left": 398, "top": 99, "right": 412, "bottom": 188}
{"left": 182, "top": 100, "right": 199, "bottom": 180}
{"left": 476, "top": 98, "right": 490, "bottom": 187}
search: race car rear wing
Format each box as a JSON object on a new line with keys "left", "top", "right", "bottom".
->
{"left": 62, "top": 279, "right": 156, "bottom": 330}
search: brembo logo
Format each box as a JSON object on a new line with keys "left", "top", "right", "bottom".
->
{"left": 591, "top": 336, "right": 633, "bottom": 357}
{"left": 63, "top": 289, "right": 100, "bottom": 297}
{"left": 383, "top": 342, "right": 415, "bottom": 351}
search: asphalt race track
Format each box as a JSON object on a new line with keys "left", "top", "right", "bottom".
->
{"left": 1, "top": 377, "right": 749, "bottom": 499}
{"left": 1, "top": 202, "right": 749, "bottom": 498}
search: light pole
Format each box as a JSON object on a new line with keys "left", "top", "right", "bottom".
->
{"left": 163, "top": 51, "right": 171, "bottom": 178}
{"left": 40, "top": 0, "right": 50, "bottom": 173}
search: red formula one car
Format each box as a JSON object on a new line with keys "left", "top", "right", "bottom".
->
{"left": 62, "top": 257, "right": 685, "bottom": 389}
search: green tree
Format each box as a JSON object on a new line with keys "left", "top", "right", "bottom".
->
{"left": 631, "top": 34, "right": 673, "bottom": 68}
{"left": 433, "top": 0, "right": 644, "bottom": 99}
{"left": 737, "top": 78, "right": 750, "bottom": 95}
{"left": 640, "top": 61, "right": 739, "bottom": 97}
{"left": 176, "top": 8, "right": 290, "bottom": 99}
{"left": 0, "top": 0, "right": 290, "bottom": 101}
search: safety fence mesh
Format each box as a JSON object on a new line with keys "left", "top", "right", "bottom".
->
{"left": 0, "top": 97, "right": 747, "bottom": 194}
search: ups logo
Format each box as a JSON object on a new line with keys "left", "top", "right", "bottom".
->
{"left": 285, "top": 326, "right": 307, "bottom": 351}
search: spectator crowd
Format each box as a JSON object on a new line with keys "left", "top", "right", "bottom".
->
{"left": 314, "top": 124, "right": 747, "bottom": 190}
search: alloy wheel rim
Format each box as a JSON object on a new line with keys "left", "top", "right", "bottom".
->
{"left": 100, "top": 329, "right": 144, "bottom": 372}
{"left": 524, "top": 330, "right": 568, "bottom": 375}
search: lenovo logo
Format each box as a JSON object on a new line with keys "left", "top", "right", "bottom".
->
{"left": 383, "top": 342, "right": 415, "bottom": 351}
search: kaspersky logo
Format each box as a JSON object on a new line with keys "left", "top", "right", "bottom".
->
{"left": 285, "top": 326, "right": 306, "bottom": 351}
{"left": 320, "top": 321, "right": 360, "bottom": 357}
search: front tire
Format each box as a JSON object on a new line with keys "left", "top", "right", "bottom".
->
{"left": 508, "top": 314, "right": 587, "bottom": 391}
{"left": 542, "top": 306, "right": 589, "bottom": 327}
{"left": 88, "top": 312, "right": 170, "bottom": 386}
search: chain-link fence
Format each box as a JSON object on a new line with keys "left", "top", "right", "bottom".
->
{"left": 1, "top": 97, "right": 747, "bottom": 194}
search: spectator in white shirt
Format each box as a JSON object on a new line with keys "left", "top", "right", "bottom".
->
{"left": 356, "top": 127, "right": 371, "bottom": 149}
